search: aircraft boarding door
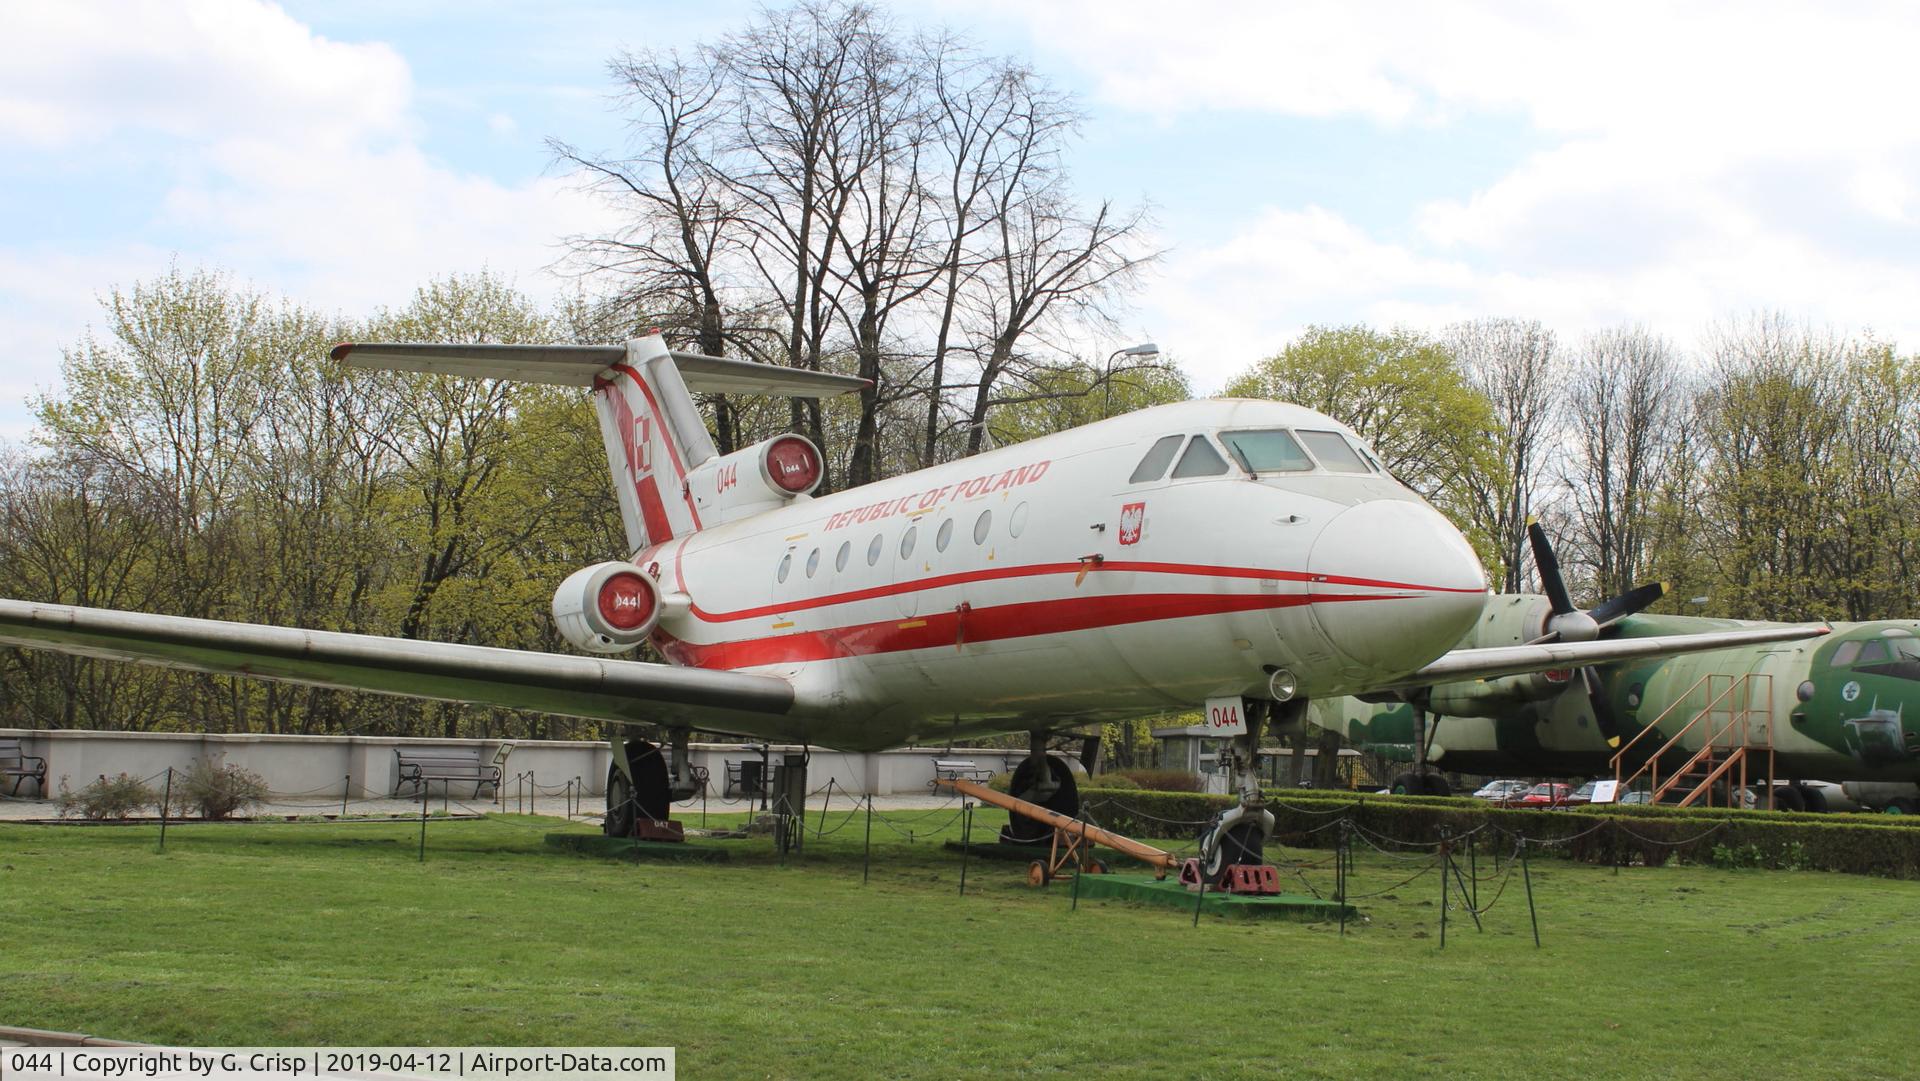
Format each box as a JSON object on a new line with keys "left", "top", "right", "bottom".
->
{"left": 892, "top": 518, "right": 924, "bottom": 620}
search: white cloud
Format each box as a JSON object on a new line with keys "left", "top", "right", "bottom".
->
{"left": 0, "top": 0, "right": 621, "bottom": 436}
{"left": 958, "top": 0, "right": 1920, "bottom": 382}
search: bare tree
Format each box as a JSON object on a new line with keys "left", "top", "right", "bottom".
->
{"left": 1560, "top": 326, "right": 1684, "bottom": 599}
{"left": 1448, "top": 318, "right": 1559, "bottom": 592}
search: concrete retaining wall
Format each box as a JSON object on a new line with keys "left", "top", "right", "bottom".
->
{"left": 0, "top": 728, "right": 1025, "bottom": 800}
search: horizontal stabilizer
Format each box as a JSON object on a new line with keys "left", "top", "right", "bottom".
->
{"left": 0, "top": 598, "right": 795, "bottom": 730}
{"left": 329, "top": 342, "right": 623, "bottom": 386}
{"left": 330, "top": 341, "right": 867, "bottom": 397}
{"left": 1393, "top": 623, "right": 1829, "bottom": 689}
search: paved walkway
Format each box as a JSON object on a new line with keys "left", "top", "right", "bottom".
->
{"left": 0, "top": 789, "right": 964, "bottom": 823}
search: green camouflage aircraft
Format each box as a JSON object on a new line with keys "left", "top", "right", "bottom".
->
{"left": 1317, "top": 524, "right": 1916, "bottom": 812}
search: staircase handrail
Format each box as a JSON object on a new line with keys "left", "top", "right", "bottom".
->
{"left": 1613, "top": 672, "right": 1742, "bottom": 788}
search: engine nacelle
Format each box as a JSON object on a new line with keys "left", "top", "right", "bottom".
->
{"left": 1427, "top": 593, "right": 1569, "bottom": 716}
{"left": 552, "top": 561, "right": 661, "bottom": 654}
{"left": 685, "top": 433, "right": 824, "bottom": 525}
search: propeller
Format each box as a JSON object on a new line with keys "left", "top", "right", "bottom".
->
{"left": 1523, "top": 517, "right": 1667, "bottom": 748}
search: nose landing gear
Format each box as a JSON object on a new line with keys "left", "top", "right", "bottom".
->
{"left": 1191, "top": 698, "right": 1293, "bottom": 889}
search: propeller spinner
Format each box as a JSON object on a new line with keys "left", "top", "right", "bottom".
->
{"left": 1523, "top": 518, "right": 1667, "bottom": 748}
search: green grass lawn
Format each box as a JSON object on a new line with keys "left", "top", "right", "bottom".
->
{"left": 4, "top": 807, "right": 1919, "bottom": 1080}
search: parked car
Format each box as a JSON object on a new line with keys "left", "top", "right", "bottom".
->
{"left": 1512, "top": 782, "right": 1574, "bottom": 808}
{"left": 1473, "top": 779, "right": 1529, "bottom": 802}
{"left": 1618, "top": 789, "right": 1655, "bottom": 805}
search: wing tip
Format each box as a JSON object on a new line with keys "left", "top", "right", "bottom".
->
{"left": 329, "top": 342, "right": 354, "bottom": 362}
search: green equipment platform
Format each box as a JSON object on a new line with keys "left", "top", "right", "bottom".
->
{"left": 1073, "top": 873, "right": 1355, "bottom": 921}
{"left": 545, "top": 833, "right": 731, "bottom": 862}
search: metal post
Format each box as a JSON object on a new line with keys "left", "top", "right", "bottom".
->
{"left": 1336, "top": 821, "right": 1348, "bottom": 936}
{"left": 862, "top": 795, "right": 873, "bottom": 885}
{"left": 158, "top": 767, "right": 172, "bottom": 853}
{"left": 342, "top": 774, "right": 350, "bottom": 818}
{"left": 1451, "top": 844, "right": 1483, "bottom": 933}
{"left": 1070, "top": 815, "right": 1087, "bottom": 912}
{"left": 418, "top": 784, "right": 428, "bottom": 863}
{"left": 958, "top": 801, "right": 972, "bottom": 896}
{"left": 1469, "top": 831, "right": 1479, "bottom": 910}
{"left": 1521, "top": 838, "right": 1540, "bottom": 947}
{"left": 529, "top": 770, "right": 536, "bottom": 816}
{"left": 1192, "top": 833, "right": 1210, "bottom": 928}
{"left": 1438, "top": 838, "right": 1449, "bottom": 950}
{"left": 817, "top": 778, "right": 833, "bottom": 839}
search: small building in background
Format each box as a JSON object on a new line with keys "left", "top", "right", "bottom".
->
{"left": 1152, "top": 723, "right": 1362, "bottom": 791}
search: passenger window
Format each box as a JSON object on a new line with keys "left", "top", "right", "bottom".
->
{"left": 936, "top": 519, "right": 954, "bottom": 552}
{"left": 1170, "top": 436, "right": 1229, "bottom": 478}
{"left": 777, "top": 553, "right": 791, "bottom": 583}
{"left": 1220, "top": 429, "right": 1315, "bottom": 473}
{"left": 1128, "top": 434, "right": 1184, "bottom": 483}
{"left": 1010, "top": 503, "right": 1028, "bottom": 538}
{"left": 1831, "top": 641, "right": 1861, "bottom": 666}
{"left": 835, "top": 541, "right": 850, "bottom": 572}
{"left": 973, "top": 510, "right": 992, "bottom": 544}
{"left": 1296, "top": 430, "right": 1373, "bottom": 473}
{"left": 1856, "top": 640, "right": 1890, "bottom": 665}
{"left": 900, "top": 525, "right": 918, "bottom": 559}
{"left": 867, "top": 535, "right": 883, "bottom": 567}
{"left": 805, "top": 548, "right": 820, "bottom": 578}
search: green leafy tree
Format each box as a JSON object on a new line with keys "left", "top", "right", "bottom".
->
{"left": 1224, "top": 325, "right": 1505, "bottom": 567}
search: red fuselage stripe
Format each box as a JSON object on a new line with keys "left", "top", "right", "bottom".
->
{"left": 655, "top": 589, "right": 1411, "bottom": 669}
{"left": 676, "top": 554, "right": 1478, "bottom": 624}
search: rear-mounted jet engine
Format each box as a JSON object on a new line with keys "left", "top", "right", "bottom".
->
{"left": 553, "top": 561, "right": 661, "bottom": 653}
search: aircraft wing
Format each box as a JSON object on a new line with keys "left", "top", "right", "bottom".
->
{"left": 0, "top": 599, "right": 794, "bottom": 731}
{"left": 1388, "top": 623, "right": 1828, "bottom": 689}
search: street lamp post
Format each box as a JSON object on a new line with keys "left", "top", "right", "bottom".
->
{"left": 1103, "top": 341, "right": 1160, "bottom": 416}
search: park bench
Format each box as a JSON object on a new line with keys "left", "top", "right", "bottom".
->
{"left": 393, "top": 749, "right": 500, "bottom": 799}
{"left": 724, "top": 758, "right": 769, "bottom": 799}
{"left": 0, "top": 738, "right": 46, "bottom": 797}
{"left": 933, "top": 758, "right": 995, "bottom": 783}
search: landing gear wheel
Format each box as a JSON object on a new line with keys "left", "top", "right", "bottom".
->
{"left": 1771, "top": 784, "right": 1807, "bottom": 813}
{"left": 1798, "top": 785, "right": 1829, "bottom": 813}
{"left": 1000, "top": 756, "right": 1079, "bottom": 844}
{"left": 1027, "top": 860, "right": 1049, "bottom": 887}
{"left": 604, "top": 740, "right": 671, "bottom": 837}
{"left": 1202, "top": 819, "right": 1266, "bottom": 879}
{"left": 604, "top": 767, "right": 635, "bottom": 837}
{"left": 1886, "top": 797, "right": 1918, "bottom": 815}
{"left": 1084, "top": 858, "right": 1110, "bottom": 875}
{"left": 1391, "top": 773, "right": 1451, "bottom": 796}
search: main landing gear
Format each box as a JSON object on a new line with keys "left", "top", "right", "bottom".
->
{"left": 1389, "top": 697, "right": 1452, "bottom": 796}
{"left": 1000, "top": 730, "right": 1088, "bottom": 844}
{"left": 605, "top": 728, "right": 705, "bottom": 842}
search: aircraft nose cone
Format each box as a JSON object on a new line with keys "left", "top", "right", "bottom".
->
{"left": 1306, "top": 500, "right": 1487, "bottom": 673}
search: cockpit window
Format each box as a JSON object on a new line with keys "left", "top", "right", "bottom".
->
{"left": 1219, "top": 429, "right": 1314, "bottom": 474}
{"left": 1856, "top": 640, "right": 1891, "bottom": 665}
{"left": 1170, "top": 435, "right": 1230, "bottom": 478}
{"left": 1129, "top": 434, "right": 1184, "bottom": 484}
{"left": 1831, "top": 641, "right": 1862, "bottom": 666}
{"left": 1297, "top": 430, "right": 1374, "bottom": 474}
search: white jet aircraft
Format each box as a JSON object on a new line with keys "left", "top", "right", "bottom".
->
{"left": 0, "top": 335, "right": 1824, "bottom": 866}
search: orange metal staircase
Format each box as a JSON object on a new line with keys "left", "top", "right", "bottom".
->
{"left": 1611, "top": 673, "right": 1776, "bottom": 808}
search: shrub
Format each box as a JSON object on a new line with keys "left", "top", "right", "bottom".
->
{"left": 1073, "top": 785, "right": 1920, "bottom": 878}
{"left": 177, "top": 758, "right": 270, "bottom": 820}
{"left": 55, "top": 773, "right": 159, "bottom": 820}
{"left": 1085, "top": 769, "right": 1204, "bottom": 793}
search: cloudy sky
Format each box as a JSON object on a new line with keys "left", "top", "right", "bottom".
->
{"left": 4, "top": 0, "right": 1917, "bottom": 442}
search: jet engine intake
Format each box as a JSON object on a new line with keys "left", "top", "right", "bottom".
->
{"left": 553, "top": 561, "right": 661, "bottom": 653}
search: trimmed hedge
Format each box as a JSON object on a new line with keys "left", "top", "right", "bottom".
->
{"left": 1074, "top": 787, "right": 1920, "bottom": 878}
